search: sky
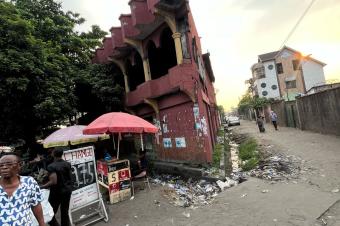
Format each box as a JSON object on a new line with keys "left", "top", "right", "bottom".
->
{"left": 61, "top": 0, "right": 340, "bottom": 111}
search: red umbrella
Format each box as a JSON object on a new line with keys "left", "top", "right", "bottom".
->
{"left": 83, "top": 112, "right": 158, "bottom": 159}
{"left": 83, "top": 112, "right": 158, "bottom": 134}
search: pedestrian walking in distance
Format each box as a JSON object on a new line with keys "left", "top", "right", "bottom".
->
{"left": 256, "top": 115, "right": 265, "bottom": 132}
{"left": 0, "top": 153, "right": 45, "bottom": 226}
{"left": 41, "top": 149, "right": 73, "bottom": 226}
{"left": 270, "top": 110, "right": 278, "bottom": 130}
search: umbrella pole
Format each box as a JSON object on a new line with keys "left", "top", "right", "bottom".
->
{"left": 117, "top": 133, "right": 121, "bottom": 160}
{"left": 140, "top": 133, "right": 144, "bottom": 151}
{"left": 112, "top": 135, "right": 116, "bottom": 150}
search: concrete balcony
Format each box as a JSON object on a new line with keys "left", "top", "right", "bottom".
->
{"left": 126, "top": 64, "right": 195, "bottom": 106}
{"left": 103, "top": 37, "right": 113, "bottom": 52}
{"left": 119, "top": 14, "right": 140, "bottom": 39}
{"left": 92, "top": 38, "right": 113, "bottom": 64}
{"left": 147, "top": 0, "right": 159, "bottom": 12}
{"left": 110, "top": 27, "right": 125, "bottom": 49}
{"left": 93, "top": 49, "right": 108, "bottom": 64}
{"left": 129, "top": 0, "right": 155, "bottom": 26}
{"left": 110, "top": 27, "right": 132, "bottom": 58}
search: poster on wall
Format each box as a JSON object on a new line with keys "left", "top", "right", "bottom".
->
{"left": 175, "top": 137, "right": 186, "bottom": 148}
{"left": 162, "top": 124, "right": 169, "bottom": 133}
{"left": 163, "top": 138, "right": 172, "bottom": 148}
{"left": 193, "top": 104, "right": 199, "bottom": 117}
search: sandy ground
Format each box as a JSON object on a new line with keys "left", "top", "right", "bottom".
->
{"left": 92, "top": 120, "right": 340, "bottom": 226}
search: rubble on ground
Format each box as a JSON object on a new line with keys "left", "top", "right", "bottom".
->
{"left": 249, "top": 153, "right": 301, "bottom": 181}
{"left": 152, "top": 174, "right": 237, "bottom": 208}
{"left": 230, "top": 141, "right": 241, "bottom": 172}
{"left": 229, "top": 132, "right": 302, "bottom": 181}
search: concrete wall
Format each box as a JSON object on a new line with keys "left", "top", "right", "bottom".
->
{"left": 156, "top": 100, "right": 212, "bottom": 163}
{"left": 270, "top": 100, "right": 300, "bottom": 128}
{"left": 285, "top": 101, "right": 299, "bottom": 128}
{"left": 269, "top": 100, "right": 287, "bottom": 127}
{"left": 297, "top": 87, "right": 340, "bottom": 136}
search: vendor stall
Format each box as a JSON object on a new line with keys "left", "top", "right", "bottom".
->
{"left": 97, "top": 159, "right": 131, "bottom": 204}
{"left": 83, "top": 112, "right": 158, "bottom": 204}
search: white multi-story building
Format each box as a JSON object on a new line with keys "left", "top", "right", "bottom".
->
{"left": 250, "top": 46, "right": 326, "bottom": 100}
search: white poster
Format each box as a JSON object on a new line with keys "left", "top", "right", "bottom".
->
{"left": 63, "top": 146, "right": 100, "bottom": 210}
{"left": 162, "top": 124, "right": 169, "bottom": 133}
{"left": 163, "top": 138, "right": 172, "bottom": 148}
{"left": 175, "top": 137, "right": 186, "bottom": 148}
{"left": 69, "top": 183, "right": 99, "bottom": 210}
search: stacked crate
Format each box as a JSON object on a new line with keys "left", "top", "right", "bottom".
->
{"left": 97, "top": 159, "right": 131, "bottom": 204}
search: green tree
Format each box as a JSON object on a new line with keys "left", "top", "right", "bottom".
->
{"left": 0, "top": 0, "right": 109, "bottom": 146}
{"left": 237, "top": 91, "right": 269, "bottom": 117}
{"left": 217, "top": 105, "right": 225, "bottom": 122}
{"left": 238, "top": 93, "right": 253, "bottom": 113}
{"left": 75, "top": 63, "right": 125, "bottom": 124}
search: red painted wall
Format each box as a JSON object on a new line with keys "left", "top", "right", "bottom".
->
{"left": 93, "top": 0, "right": 219, "bottom": 163}
{"left": 156, "top": 101, "right": 211, "bottom": 163}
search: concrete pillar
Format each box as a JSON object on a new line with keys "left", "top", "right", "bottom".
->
{"left": 172, "top": 32, "right": 183, "bottom": 65}
{"left": 109, "top": 58, "right": 130, "bottom": 94}
{"left": 142, "top": 58, "right": 151, "bottom": 81}
{"left": 123, "top": 73, "right": 130, "bottom": 93}
{"left": 124, "top": 38, "right": 151, "bottom": 82}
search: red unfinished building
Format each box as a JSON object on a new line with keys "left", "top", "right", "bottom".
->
{"left": 93, "top": 0, "right": 220, "bottom": 163}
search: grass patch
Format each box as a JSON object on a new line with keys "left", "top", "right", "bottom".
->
{"left": 213, "top": 143, "right": 223, "bottom": 168}
{"left": 217, "top": 128, "right": 224, "bottom": 137}
{"left": 239, "top": 138, "right": 259, "bottom": 171}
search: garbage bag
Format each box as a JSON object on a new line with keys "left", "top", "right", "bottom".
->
{"left": 30, "top": 189, "right": 54, "bottom": 225}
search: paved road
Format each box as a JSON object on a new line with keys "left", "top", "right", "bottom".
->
{"left": 93, "top": 120, "right": 340, "bottom": 226}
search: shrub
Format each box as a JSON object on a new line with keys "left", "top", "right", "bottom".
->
{"left": 213, "top": 143, "right": 223, "bottom": 168}
{"left": 242, "top": 157, "right": 259, "bottom": 171}
{"left": 239, "top": 138, "right": 259, "bottom": 171}
{"left": 239, "top": 138, "right": 258, "bottom": 161}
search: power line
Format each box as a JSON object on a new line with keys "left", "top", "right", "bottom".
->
{"left": 279, "top": 0, "right": 317, "bottom": 49}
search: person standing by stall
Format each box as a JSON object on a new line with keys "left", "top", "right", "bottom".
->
{"left": 41, "top": 149, "right": 73, "bottom": 226}
{"left": 0, "top": 153, "right": 45, "bottom": 226}
{"left": 132, "top": 149, "right": 148, "bottom": 177}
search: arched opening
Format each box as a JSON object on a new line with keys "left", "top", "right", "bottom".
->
{"left": 147, "top": 27, "right": 177, "bottom": 80}
{"left": 159, "top": 27, "right": 177, "bottom": 74}
{"left": 147, "top": 40, "right": 162, "bottom": 80}
{"left": 126, "top": 52, "right": 145, "bottom": 91}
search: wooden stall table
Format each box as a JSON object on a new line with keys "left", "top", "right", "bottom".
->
{"left": 96, "top": 159, "right": 132, "bottom": 204}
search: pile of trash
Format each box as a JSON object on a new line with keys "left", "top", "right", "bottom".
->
{"left": 152, "top": 174, "right": 236, "bottom": 208}
{"left": 249, "top": 154, "right": 301, "bottom": 181}
{"left": 229, "top": 141, "right": 240, "bottom": 172}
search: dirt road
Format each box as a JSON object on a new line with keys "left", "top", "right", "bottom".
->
{"left": 95, "top": 120, "right": 340, "bottom": 226}
{"left": 235, "top": 120, "right": 340, "bottom": 193}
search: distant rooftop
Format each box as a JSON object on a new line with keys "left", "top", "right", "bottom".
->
{"left": 258, "top": 51, "right": 279, "bottom": 62}
{"left": 257, "top": 46, "right": 326, "bottom": 66}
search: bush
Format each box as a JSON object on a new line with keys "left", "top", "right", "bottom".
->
{"left": 239, "top": 138, "right": 258, "bottom": 161}
{"left": 239, "top": 138, "right": 259, "bottom": 171}
{"left": 242, "top": 157, "right": 259, "bottom": 171}
{"left": 213, "top": 143, "right": 223, "bottom": 168}
{"left": 217, "top": 128, "right": 224, "bottom": 137}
